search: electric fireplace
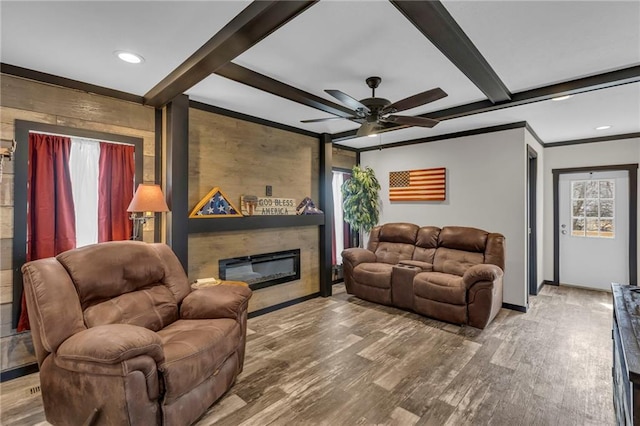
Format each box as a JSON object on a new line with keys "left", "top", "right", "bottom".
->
{"left": 219, "top": 249, "right": 300, "bottom": 291}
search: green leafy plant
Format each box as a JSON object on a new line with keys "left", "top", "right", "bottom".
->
{"left": 341, "top": 165, "right": 381, "bottom": 236}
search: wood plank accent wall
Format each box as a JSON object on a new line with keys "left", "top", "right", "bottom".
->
{"left": 333, "top": 147, "right": 357, "bottom": 170}
{"left": 0, "top": 74, "right": 156, "bottom": 372}
{"left": 189, "top": 227, "right": 319, "bottom": 312}
{"left": 188, "top": 108, "right": 320, "bottom": 312}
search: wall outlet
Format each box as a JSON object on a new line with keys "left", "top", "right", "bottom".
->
{"left": 266, "top": 185, "right": 272, "bottom": 196}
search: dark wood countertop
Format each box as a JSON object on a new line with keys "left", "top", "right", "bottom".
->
{"left": 613, "top": 283, "right": 640, "bottom": 384}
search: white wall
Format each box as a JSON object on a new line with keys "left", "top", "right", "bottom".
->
{"left": 525, "top": 130, "right": 545, "bottom": 292}
{"left": 542, "top": 137, "right": 640, "bottom": 282}
{"left": 361, "top": 128, "right": 528, "bottom": 307}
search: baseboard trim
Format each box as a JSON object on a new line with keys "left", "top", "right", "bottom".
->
{"left": 248, "top": 292, "right": 320, "bottom": 319}
{"left": 502, "top": 302, "right": 528, "bottom": 313}
{"left": 542, "top": 279, "right": 559, "bottom": 286}
{"left": 536, "top": 280, "right": 547, "bottom": 293}
{"left": 0, "top": 363, "right": 39, "bottom": 382}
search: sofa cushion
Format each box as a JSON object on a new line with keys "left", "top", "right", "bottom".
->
{"left": 416, "top": 226, "right": 440, "bottom": 249}
{"left": 438, "top": 226, "right": 488, "bottom": 253}
{"left": 375, "top": 242, "right": 415, "bottom": 265}
{"left": 353, "top": 263, "right": 394, "bottom": 289}
{"left": 379, "top": 223, "right": 419, "bottom": 244}
{"left": 414, "top": 272, "right": 466, "bottom": 305}
{"left": 412, "top": 247, "right": 436, "bottom": 264}
{"left": 412, "top": 226, "right": 441, "bottom": 264}
{"left": 157, "top": 318, "right": 240, "bottom": 403}
{"left": 57, "top": 241, "right": 166, "bottom": 310}
{"left": 433, "top": 247, "right": 484, "bottom": 276}
{"left": 83, "top": 285, "right": 178, "bottom": 331}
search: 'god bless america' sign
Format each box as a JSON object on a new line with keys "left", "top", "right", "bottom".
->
{"left": 241, "top": 196, "right": 296, "bottom": 216}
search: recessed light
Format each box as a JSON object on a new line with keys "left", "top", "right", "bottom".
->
{"left": 551, "top": 95, "right": 572, "bottom": 101}
{"left": 595, "top": 125, "right": 612, "bottom": 130}
{"left": 368, "top": 134, "right": 377, "bottom": 138}
{"left": 115, "top": 51, "right": 144, "bottom": 64}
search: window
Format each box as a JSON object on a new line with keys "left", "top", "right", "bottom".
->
{"left": 331, "top": 168, "right": 354, "bottom": 282}
{"left": 571, "top": 179, "right": 614, "bottom": 238}
{"left": 12, "top": 120, "right": 143, "bottom": 330}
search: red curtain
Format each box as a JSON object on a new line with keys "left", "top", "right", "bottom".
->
{"left": 18, "top": 133, "right": 76, "bottom": 332}
{"left": 98, "top": 143, "right": 134, "bottom": 242}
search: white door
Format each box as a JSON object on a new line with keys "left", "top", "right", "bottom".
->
{"left": 559, "top": 171, "right": 629, "bottom": 290}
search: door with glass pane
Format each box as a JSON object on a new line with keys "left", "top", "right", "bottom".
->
{"left": 559, "top": 171, "right": 629, "bottom": 290}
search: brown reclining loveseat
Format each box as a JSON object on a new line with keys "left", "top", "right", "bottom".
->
{"left": 342, "top": 223, "right": 505, "bottom": 329}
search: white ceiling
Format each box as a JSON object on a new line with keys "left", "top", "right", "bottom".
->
{"left": 442, "top": 0, "right": 640, "bottom": 92}
{"left": 0, "top": 1, "right": 251, "bottom": 95}
{"left": 1, "top": 1, "right": 639, "bottom": 149}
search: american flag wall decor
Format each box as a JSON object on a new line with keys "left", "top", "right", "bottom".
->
{"left": 189, "top": 187, "right": 243, "bottom": 218}
{"left": 389, "top": 168, "right": 446, "bottom": 201}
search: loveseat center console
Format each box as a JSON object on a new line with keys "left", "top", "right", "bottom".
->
{"left": 391, "top": 264, "right": 421, "bottom": 310}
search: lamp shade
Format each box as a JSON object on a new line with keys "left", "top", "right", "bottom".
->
{"left": 127, "top": 184, "right": 170, "bottom": 212}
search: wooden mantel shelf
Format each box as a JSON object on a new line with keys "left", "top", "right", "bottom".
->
{"left": 188, "top": 214, "right": 325, "bottom": 233}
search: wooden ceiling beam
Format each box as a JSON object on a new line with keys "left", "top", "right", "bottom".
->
{"left": 390, "top": 0, "right": 511, "bottom": 104}
{"left": 333, "top": 65, "right": 640, "bottom": 142}
{"left": 215, "top": 63, "right": 356, "bottom": 118}
{"left": 144, "top": 0, "right": 317, "bottom": 108}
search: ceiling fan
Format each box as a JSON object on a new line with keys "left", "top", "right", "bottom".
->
{"left": 302, "top": 76, "right": 448, "bottom": 137}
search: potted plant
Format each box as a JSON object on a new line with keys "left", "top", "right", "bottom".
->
{"left": 341, "top": 165, "right": 381, "bottom": 245}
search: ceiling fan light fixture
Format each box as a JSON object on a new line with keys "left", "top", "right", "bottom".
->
{"left": 595, "top": 125, "right": 612, "bottom": 130}
{"left": 303, "top": 77, "right": 447, "bottom": 135}
{"left": 551, "top": 95, "right": 572, "bottom": 101}
{"left": 115, "top": 50, "right": 144, "bottom": 64}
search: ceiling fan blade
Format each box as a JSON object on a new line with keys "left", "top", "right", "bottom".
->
{"left": 383, "top": 115, "right": 440, "bottom": 128}
{"left": 325, "top": 90, "right": 371, "bottom": 113}
{"left": 356, "top": 122, "right": 383, "bottom": 137}
{"left": 383, "top": 88, "right": 448, "bottom": 114}
{"left": 301, "top": 116, "right": 358, "bottom": 123}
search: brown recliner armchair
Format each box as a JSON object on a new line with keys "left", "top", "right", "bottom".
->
{"left": 21, "top": 241, "right": 252, "bottom": 426}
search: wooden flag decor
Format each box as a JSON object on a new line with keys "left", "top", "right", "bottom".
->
{"left": 389, "top": 167, "right": 446, "bottom": 201}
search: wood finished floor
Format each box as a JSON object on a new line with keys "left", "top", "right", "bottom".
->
{"left": 0, "top": 284, "right": 614, "bottom": 425}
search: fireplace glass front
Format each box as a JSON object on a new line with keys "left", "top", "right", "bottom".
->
{"left": 219, "top": 249, "right": 301, "bottom": 290}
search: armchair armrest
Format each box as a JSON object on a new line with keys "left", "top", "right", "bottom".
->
{"left": 462, "top": 264, "right": 503, "bottom": 289}
{"left": 56, "top": 324, "right": 164, "bottom": 365}
{"left": 342, "top": 248, "right": 376, "bottom": 267}
{"left": 55, "top": 324, "right": 164, "bottom": 403}
{"left": 181, "top": 285, "right": 252, "bottom": 320}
